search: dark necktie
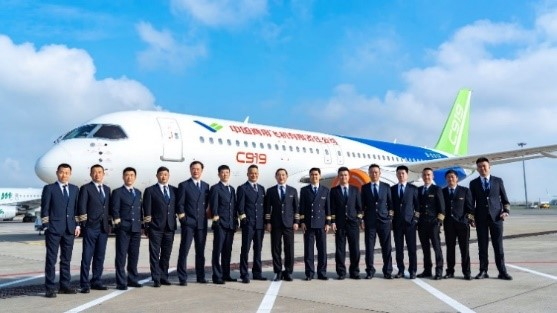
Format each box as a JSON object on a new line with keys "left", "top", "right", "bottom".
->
{"left": 98, "top": 185, "right": 105, "bottom": 202}
{"left": 483, "top": 178, "right": 489, "bottom": 191}
{"left": 129, "top": 188, "right": 135, "bottom": 198}
{"left": 423, "top": 186, "right": 428, "bottom": 196}
{"left": 163, "top": 186, "right": 170, "bottom": 203}
{"left": 343, "top": 187, "right": 348, "bottom": 201}
{"left": 399, "top": 185, "right": 404, "bottom": 198}
{"left": 313, "top": 186, "right": 318, "bottom": 195}
{"left": 449, "top": 188, "right": 454, "bottom": 199}
{"left": 196, "top": 181, "right": 200, "bottom": 191}
{"left": 280, "top": 186, "right": 285, "bottom": 201}
{"left": 63, "top": 185, "right": 69, "bottom": 201}
{"left": 253, "top": 183, "right": 257, "bottom": 192}
{"left": 372, "top": 183, "right": 378, "bottom": 199}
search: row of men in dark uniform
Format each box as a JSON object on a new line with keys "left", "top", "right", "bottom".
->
{"left": 40, "top": 157, "right": 512, "bottom": 298}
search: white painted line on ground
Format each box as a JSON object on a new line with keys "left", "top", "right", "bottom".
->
{"left": 507, "top": 264, "right": 557, "bottom": 280}
{"left": 256, "top": 280, "right": 283, "bottom": 313}
{"left": 64, "top": 268, "right": 174, "bottom": 313}
{"left": 412, "top": 277, "right": 476, "bottom": 313}
{"left": 0, "top": 274, "right": 44, "bottom": 288}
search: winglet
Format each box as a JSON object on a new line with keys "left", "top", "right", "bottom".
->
{"left": 434, "top": 89, "right": 471, "bottom": 156}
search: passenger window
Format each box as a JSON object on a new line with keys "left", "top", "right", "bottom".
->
{"left": 227, "top": 139, "right": 232, "bottom": 145}
{"left": 218, "top": 138, "right": 223, "bottom": 145}
{"left": 236, "top": 140, "right": 240, "bottom": 147}
{"left": 199, "top": 136, "right": 205, "bottom": 143}
{"left": 209, "top": 138, "right": 214, "bottom": 144}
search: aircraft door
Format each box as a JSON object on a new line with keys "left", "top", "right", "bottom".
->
{"left": 157, "top": 118, "right": 184, "bottom": 162}
{"left": 332, "top": 145, "right": 344, "bottom": 165}
{"left": 322, "top": 145, "right": 332, "bottom": 164}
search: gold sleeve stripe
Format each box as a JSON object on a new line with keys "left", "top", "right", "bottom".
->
{"left": 42, "top": 217, "right": 49, "bottom": 224}
{"left": 331, "top": 215, "right": 336, "bottom": 219}
{"left": 177, "top": 213, "right": 185, "bottom": 219}
{"left": 114, "top": 218, "right": 121, "bottom": 225}
{"left": 357, "top": 214, "right": 363, "bottom": 219}
{"left": 212, "top": 216, "right": 220, "bottom": 222}
{"left": 265, "top": 214, "right": 271, "bottom": 219}
{"left": 437, "top": 213, "right": 445, "bottom": 221}
{"left": 325, "top": 216, "right": 332, "bottom": 220}
{"left": 239, "top": 214, "right": 246, "bottom": 220}
{"left": 294, "top": 214, "right": 300, "bottom": 219}
{"left": 144, "top": 216, "right": 152, "bottom": 223}
{"left": 78, "top": 214, "right": 88, "bottom": 222}
{"left": 467, "top": 214, "right": 475, "bottom": 221}
{"left": 299, "top": 215, "right": 305, "bottom": 219}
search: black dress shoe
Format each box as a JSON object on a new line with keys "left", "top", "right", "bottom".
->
{"left": 394, "top": 272, "right": 404, "bottom": 279}
{"left": 349, "top": 275, "right": 361, "bottom": 280}
{"left": 241, "top": 278, "right": 250, "bottom": 284}
{"left": 128, "top": 282, "right": 143, "bottom": 288}
{"left": 443, "top": 273, "right": 455, "bottom": 279}
{"left": 197, "top": 278, "right": 208, "bottom": 284}
{"left": 304, "top": 276, "right": 313, "bottom": 281}
{"left": 475, "top": 271, "right": 489, "bottom": 279}
{"left": 318, "top": 276, "right": 329, "bottom": 281}
{"left": 153, "top": 281, "right": 161, "bottom": 288}
{"left": 80, "top": 288, "right": 90, "bottom": 294}
{"left": 179, "top": 281, "right": 188, "bottom": 286}
{"left": 384, "top": 274, "right": 393, "bottom": 279}
{"left": 224, "top": 277, "right": 237, "bottom": 282}
{"left": 91, "top": 285, "right": 109, "bottom": 290}
{"left": 116, "top": 285, "right": 128, "bottom": 290}
{"left": 160, "top": 280, "right": 171, "bottom": 286}
{"left": 214, "top": 279, "right": 225, "bottom": 285}
{"left": 283, "top": 274, "right": 293, "bottom": 281}
{"left": 433, "top": 275, "right": 442, "bottom": 280}
{"left": 337, "top": 275, "right": 346, "bottom": 280}
{"left": 417, "top": 272, "right": 432, "bottom": 278}
{"left": 273, "top": 273, "right": 282, "bottom": 281}
{"left": 409, "top": 273, "right": 417, "bottom": 279}
{"left": 253, "top": 276, "right": 267, "bottom": 281}
{"left": 45, "top": 290, "right": 57, "bottom": 298}
{"left": 365, "top": 274, "right": 373, "bottom": 279}
{"left": 463, "top": 274, "right": 472, "bottom": 280}
{"left": 59, "top": 287, "right": 77, "bottom": 294}
{"left": 498, "top": 272, "right": 513, "bottom": 280}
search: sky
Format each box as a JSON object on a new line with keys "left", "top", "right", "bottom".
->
{"left": 1, "top": 0, "right": 557, "bottom": 203}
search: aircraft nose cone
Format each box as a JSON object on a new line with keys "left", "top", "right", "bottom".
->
{"left": 35, "top": 145, "right": 70, "bottom": 183}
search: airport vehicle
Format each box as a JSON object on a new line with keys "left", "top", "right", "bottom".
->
{"left": 0, "top": 188, "right": 42, "bottom": 222}
{"left": 34, "top": 89, "right": 557, "bottom": 191}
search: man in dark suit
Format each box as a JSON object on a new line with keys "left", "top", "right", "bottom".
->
{"left": 237, "top": 165, "right": 267, "bottom": 284}
{"left": 443, "top": 169, "right": 474, "bottom": 280}
{"left": 299, "top": 168, "right": 331, "bottom": 281}
{"left": 469, "top": 157, "right": 512, "bottom": 280}
{"left": 417, "top": 168, "right": 445, "bottom": 280}
{"left": 264, "top": 168, "right": 299, "bottom": 282}
{"left": 143, "top": 166, "right": 178, "bottom": 287}
{"left": 391, "top": 165, "right": 419, "bottom": 279}
{"left": 330, "top": 167, "right": 363, "bottom": 280}
{"left": 176, "top": 160, "right": 210, "bottom": 285}
{"left": 78, "top": 164, "right": 111, "bottom": 293}
{"left": 111, "top": 167, "right": 144, "bottom": 290}
{"left": 41, "top": 163, "right": 80, "bottom": 298}
{"left": 361, "top": 164, "right": 394, "bottom": 279}
{"left": 210, "top": 165, "right": 238, "bottom": 284}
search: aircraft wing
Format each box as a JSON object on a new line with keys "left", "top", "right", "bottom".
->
{"left": 403, "top": 144, "right": 557, "bottom": 173}
{"left": 13, "top": 199, "right": 42, "bottom": 215}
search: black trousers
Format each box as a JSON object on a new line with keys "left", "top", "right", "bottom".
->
{"left": 115, "top": 227, "right": 141, "bottom": 287}
{"left": 476, "top": 216, "right": 506, "bottom": 273}
{"left": 270, "top": 225, "right": 294, "bottom": 274}
{"left": 177, "top": 225, "right": 207, "bottom": 283}
{"left": 80, "top": 224, "right": 108, "bottom": 288}
{"left": 303, "top": 227, "right": 327, "bottom": 278}
{"left": 417, "top": 220, "right": 444, "bottom": 275}
{"left": 148, "top": 228, "right": 174, "bottom": 282}
{"left": 211, "top": 224, "right": 235, "bottom": 281}
{"left": 335, "top": 221, "right": 360, "bottom": 277}
{"left": 239, "top": 226, "right": 265, "bottom": 279}
{"left": 393, "top": 220, "right": 417, "bottom": 274}
{"left": 44, "top": 230, "right": 75, "bottom": 291}
{"left": 364, "top": 223, "right": 393, "bottom": 275}
{"left": 444, "top": 218, "right": 470, "bottom": 275}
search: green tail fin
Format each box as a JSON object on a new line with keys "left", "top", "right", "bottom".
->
{"left": 434, "top": 89, "right": 471, "bottom": 156}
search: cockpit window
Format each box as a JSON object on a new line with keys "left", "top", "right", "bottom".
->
{"left": 93, "top": 125, "right": 127, "bottom": 139}
{"left": 61, "top": 124, "right": 127, "bottom": 140}
{"left": 62, "top": 124, "right": 97, "bottom": 140}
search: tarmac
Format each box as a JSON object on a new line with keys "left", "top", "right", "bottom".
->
{"left": 1, "top": 207, "right": 557, "bottom": 312}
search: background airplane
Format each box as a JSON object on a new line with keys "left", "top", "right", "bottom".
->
{"left": 34, "top": 89, "right": 557, "bottom": 193}
{"left": 0, "top": 188, "right": 42, "bottom": 222}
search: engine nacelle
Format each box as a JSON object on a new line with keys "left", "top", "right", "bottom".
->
{"left": 330, "top": 168, "right": 371, "bottom": 189}
{"left": 0, "top": 206, "right": 17, "bottom": 220}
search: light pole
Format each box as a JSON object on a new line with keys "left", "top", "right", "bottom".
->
{"left": 518, "top": 142, "right": 528, "bottom": 207}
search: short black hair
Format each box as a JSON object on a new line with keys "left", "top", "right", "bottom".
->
{"left": 445, "top": 169, "right": 458, "bottom": 177}
{"left": 57, "top": 163, "right": 72, "bottom": 171}
{"left": 368, "top": 164, "right": 380, "bottom": 170}
{"left": 218, "top": 164, "right": 230, "bottom": 172}
{"left": 422, "top": 167, "right": 433, "bottom": 173}
{"left": 157, "top": 166, "right": 169, "bottom": 174}
{"left": 123, "top": 167, "right": 136, "bottom": 175}
{"left": 248, "top": 164, "right": 258, "bottom": 171}
{"left": 396, "top": 165, "right": 409, "bottom": 173}
{"left": 190, "top": 160, "right": 204, "bottom": 169}
{"left": 476, "top": 157, "right": 490, "bottom": 164}
{"left": 90, "top": 164, "right": 104, "bottom": 173}
{"left": 309, "top": 167, "right": 321, "bottom": 175}
{"left": 275, "top": 168, "right": 288, "bottom": 176}
{"left": 337, "top": 166, "right": 349, "bottom": 174}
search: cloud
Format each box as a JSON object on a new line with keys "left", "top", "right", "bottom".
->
{"left": 136, "top": 22, "right": 207, "bottom": 71}
{"left": 302, "top": 7, "right": 557, "bottom": 200}
{"left": 0, "top": 34, "right": 157, "bottom": 187}
{"left": 171, "top": 0, "right": 268, "bottom": 27}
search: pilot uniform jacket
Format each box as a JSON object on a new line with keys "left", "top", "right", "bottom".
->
{"left": 299, "top": 185, "right": 331, "bottom": 229}
{"left": 391, "top": 184, "right": 420, "bottom": 225}
{"left": 265, "top": 185, "right": 300, "bottom": 227}
{"left": 111, "top": 186, "right": 143, "bottom": 233}
{"left": 143, "top": 184, "right": 178, "bottom": 232}
{"left": 78, "top": 182, "right": 111, "bottom": 233}
{"left": 176, "top": 179, "right": 210, "bottom": 229}
{"left": 443, "top": 186, "right": 473, "bottom": 225}
{"left": 361, "top": 182, "right": 393, "bottom": 226}
{"left": 210, "top": 182, "right": 237, "bottom": 230}
{"left": 41, "top": 182, "right": 79, "bottom": 235}
{"left": 469, "top": 176, "right": 510, "bottom": 222}
{"left": 330, "top": 185, "right": 362, "bottom": 229}
{"left": 236, "top": 181, "right": 266, "bottom": 230}
{"left": 417, "top": 185, "right": 445, "bottom": 223}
